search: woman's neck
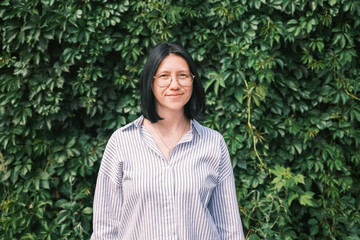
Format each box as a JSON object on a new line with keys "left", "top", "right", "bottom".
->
{"left": 142, "top": 110, "right": 190, "bottom": 160}
{"left": 155, "top": 110, "right": 188, "bottom": 132}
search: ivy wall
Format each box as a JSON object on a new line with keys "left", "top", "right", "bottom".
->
{"left": 1, "top": 0, "right": 360, "bottom": 239}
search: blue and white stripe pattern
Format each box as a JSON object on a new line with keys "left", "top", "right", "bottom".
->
{"left": 91, "top": 116, "right": 245, "bottom": 239}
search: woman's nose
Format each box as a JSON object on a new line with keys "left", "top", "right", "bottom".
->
{"left": 168, "top": 74, "right": 181, "bottom": 89}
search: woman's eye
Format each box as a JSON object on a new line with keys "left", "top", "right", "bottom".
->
{"left": 179, "top": 73, "right": 188, "bottom": 78}
{"left": 159, "top": 74, "right": 169, "bottom": 78}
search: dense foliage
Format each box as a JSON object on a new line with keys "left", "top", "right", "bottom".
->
{"left": 1, "top": 0, "right": 360, "bottom": 239}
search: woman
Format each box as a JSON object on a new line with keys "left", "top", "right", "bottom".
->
{"left": 91, "top": 42, "right": 245, "bottom": 239}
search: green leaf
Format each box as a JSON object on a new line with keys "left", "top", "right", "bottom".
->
{"left": 287, "top": 19, "right": 298, "bottom": 25}
{"left": 66, "top": 137, "right": 77, "bottom": 148}
{"left": 288, "top": 192, "right": 299, "bottom": 206}
{"left": 293, "top": 174, "right": 305, "bottom": 185}
{"left": 62, "top": 48, "right": 74, "bottom": 63}
{"left": 234, "top": 88, "right": 244, "bottom": 103}
{"left": 310, "top": 224, "right": 319, "bottom": 235}
{"left": 57, "top": 210, "right": 69, "bottom": 224}
{"left": 329, "top": 0, "right": 336, "bottom": 6}
{"left": 204, "top": 77, "right": 216, "bottom": 92}
{"left": 299, "top": 192, "right": 315, "bottom": 206}
{"left": 82, "top": 207, "right": 93, "bottom": 215}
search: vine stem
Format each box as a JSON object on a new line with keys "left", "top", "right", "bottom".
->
{"left": 253, "top": 135, "right": 265, "bottom": 168}
{"left": 333, "top": 61, "right": 360, "bottom": 102}
{"left": 343, "top": 85, "right": 360, "bottom": 101}
{"left": 244, "top": 78, "right": 266, "bottom": 169}
{"left": 246, "top": 229, "right": 255, "bottom": 239}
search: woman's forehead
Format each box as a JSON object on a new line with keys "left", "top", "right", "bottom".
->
{"left": 156, "top": 55, "right": 190, "bottom": 71}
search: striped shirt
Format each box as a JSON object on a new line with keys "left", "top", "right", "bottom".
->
{"left": 91, "top": 115, "right": 245, "bottom": 240}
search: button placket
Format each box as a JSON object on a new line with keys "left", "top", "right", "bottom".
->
{"left": 164, "top": 161, "right": 177, "bottom": 238}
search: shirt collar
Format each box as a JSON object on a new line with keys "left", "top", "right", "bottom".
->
{"left": 190, "top": 119, "right": 203, "bottom": 137}
{"left": 120, "top": 115, "right": 144, "bottom": 131}
{"left": 121, "top": 115, "right": 203, "bottom": 137}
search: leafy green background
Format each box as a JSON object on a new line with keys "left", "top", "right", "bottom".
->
{"left": 1, "top": 0, "right": 360, "bottom": 239}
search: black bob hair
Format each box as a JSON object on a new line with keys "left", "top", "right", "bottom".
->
{"left": 140, "top": 42, "right": 205, "bottom": 123}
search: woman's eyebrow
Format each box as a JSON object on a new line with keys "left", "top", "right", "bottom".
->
{"left": 157, "top": 69, "right": 189, "bottom": 72}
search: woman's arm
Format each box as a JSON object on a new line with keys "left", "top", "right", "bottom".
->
{"left": 208, "top": 136, "right": 245, "bottom": 240}
{"left": 91, "top": 172, "right": 123, "bottom": 239}
{"left": 91, "top": 133, "right": 123, "bottom": 239}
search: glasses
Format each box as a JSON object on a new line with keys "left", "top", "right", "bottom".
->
{"left": 153, "top": 72, "right": 194, "bottom": 87}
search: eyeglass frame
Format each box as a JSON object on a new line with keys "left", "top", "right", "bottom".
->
{"left": 153, "top": 72, "right": 195, "bottom": 87}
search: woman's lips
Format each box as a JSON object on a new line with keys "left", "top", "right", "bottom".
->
{"left": 167, "top": 93, "right": 183, "bottom": 97}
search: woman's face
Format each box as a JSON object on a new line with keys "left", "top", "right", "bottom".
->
{"left": 152, "top": 54, "right": 193, "bottom": 116}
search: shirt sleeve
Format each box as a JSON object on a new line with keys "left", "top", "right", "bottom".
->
{"left": 91, "top": 133, "right": 123, "bottom": 240}
{"left": 208, "top": 136, "right": 245, "bottom": 240}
